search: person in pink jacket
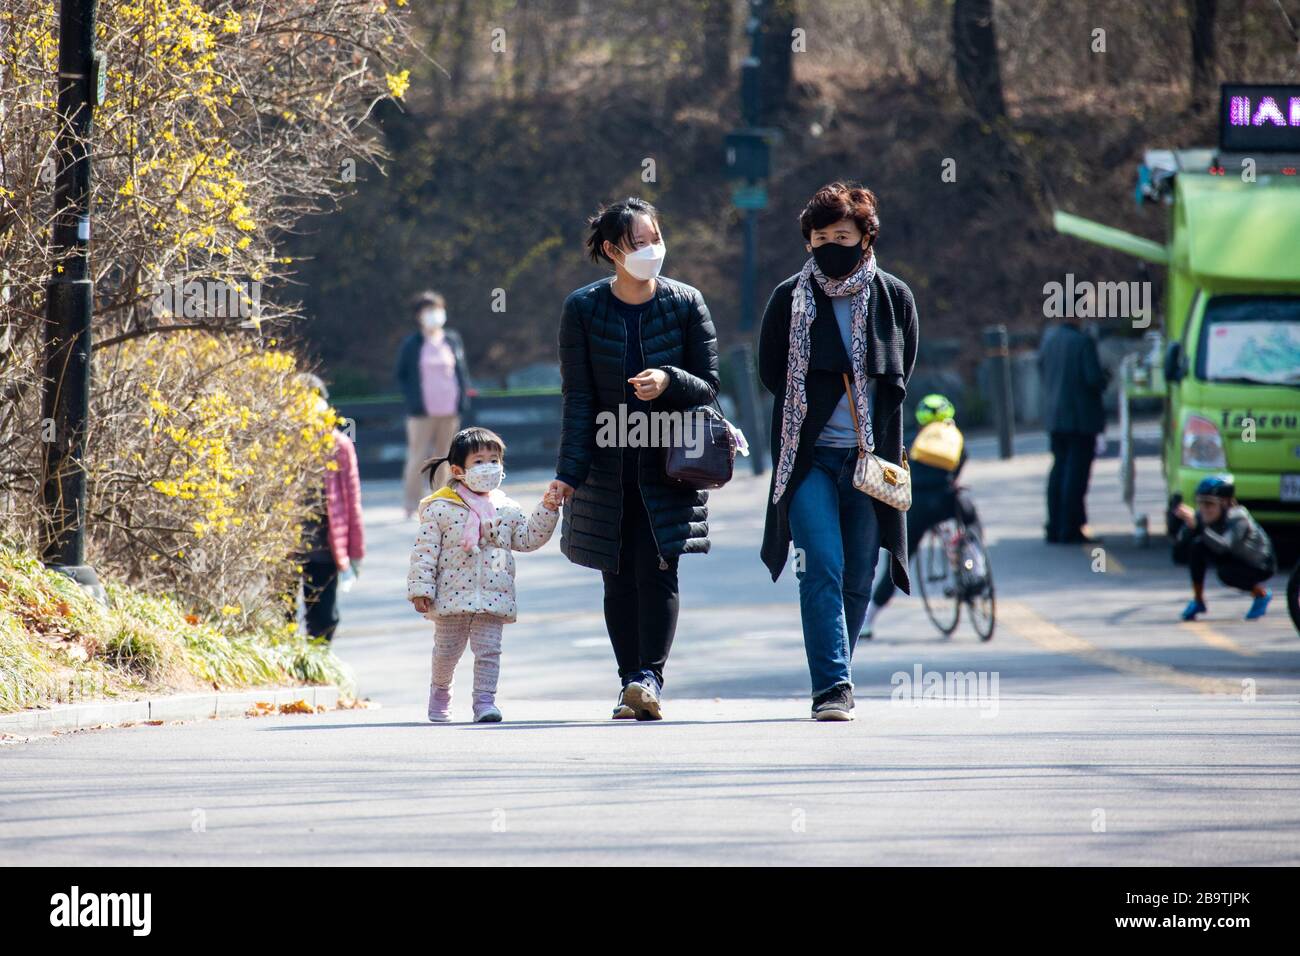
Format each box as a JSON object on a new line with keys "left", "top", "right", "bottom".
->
{"left": 297, "top": 376, "right": 365, "bottom": 642}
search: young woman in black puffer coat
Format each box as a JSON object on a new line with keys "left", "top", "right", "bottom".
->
{"left": 546, "top": 198, "right": 720, "bottom": 722}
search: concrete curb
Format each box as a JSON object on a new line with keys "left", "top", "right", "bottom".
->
{"left": 0, "top": 684, "right": 340, "bottom": 736}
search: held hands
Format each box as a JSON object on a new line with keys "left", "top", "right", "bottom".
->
{"left": 628, "top": 368, "right": 669, "bottom": 401}
{"left": 545, "top": 479, "right": 574, "bottom": 510}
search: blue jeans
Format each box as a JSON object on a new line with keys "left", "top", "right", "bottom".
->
{"left": 787, "top": 445, "right": 881, "bottom": 695}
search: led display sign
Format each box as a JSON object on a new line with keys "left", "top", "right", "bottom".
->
{"left": 1219, "top": 84, "right": 1300, "bottom": 152}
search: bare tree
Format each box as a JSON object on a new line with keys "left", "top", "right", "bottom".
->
{"left": 701, "top": 0, "right": 734, "bottom": 87}
{"left": 953, "top": 0, "right": 1007, "bottom": 124}
{"left": 1190, "top": 0, "right": 1219, "bottom": 111}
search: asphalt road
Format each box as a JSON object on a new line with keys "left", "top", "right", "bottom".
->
{"left": 2, "top": 428, "right": 1298, "bottom": 865}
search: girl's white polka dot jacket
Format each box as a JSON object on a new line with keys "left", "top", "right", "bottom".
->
{"left": 406, "top": 482, "right": 559, "bottom": 623}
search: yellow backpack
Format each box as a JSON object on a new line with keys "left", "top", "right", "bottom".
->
{"left": 910, "top": 420, "right": 964, "bottom": 472}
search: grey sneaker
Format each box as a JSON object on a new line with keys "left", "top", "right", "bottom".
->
{"left": 812, "top": 684, "right": 854, "bottom": 721}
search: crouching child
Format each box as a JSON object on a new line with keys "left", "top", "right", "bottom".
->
{"left": 1170, "top": 474, "right": 1275, "bottom": 621}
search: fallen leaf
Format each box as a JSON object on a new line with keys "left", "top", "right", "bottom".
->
{"left": 335, "top": 697, "right": 376, "bottom": 710}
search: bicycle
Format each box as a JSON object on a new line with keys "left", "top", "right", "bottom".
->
{"left": 914, "top": 495, "right": 996, "bottom": 641}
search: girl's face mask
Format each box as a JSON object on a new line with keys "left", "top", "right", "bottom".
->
{"left": 420, "top": 307, "right": 447, "bottom": 333}
{"left": 461, "top": 462, "right": 503, "bottom": 493}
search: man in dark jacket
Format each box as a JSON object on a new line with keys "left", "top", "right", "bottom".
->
{"left": 1039, "top": 321, "right": 1108, "bottom": 543}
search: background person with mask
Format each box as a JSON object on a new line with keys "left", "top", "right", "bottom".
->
{"left": 396, "top": 290, "right": 475, "bottom": 517}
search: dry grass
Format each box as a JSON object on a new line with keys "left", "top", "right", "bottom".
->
{"left": 0, "top": 542, "right": 352, "bottom": 714}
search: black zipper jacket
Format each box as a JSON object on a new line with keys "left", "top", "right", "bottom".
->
{"left": 555, "top": 276, "right": 720, "bottom": 573}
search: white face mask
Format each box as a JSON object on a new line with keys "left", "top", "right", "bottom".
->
{"left": 461, "top": 462, "right": 503, "bottom": 493}
{"left": 420, "top": 307, "right": 447, "bottom": 332}
{"left": 617, "top": 242, "right": 666, "bottom": 281}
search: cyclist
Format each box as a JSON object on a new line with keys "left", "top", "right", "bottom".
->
{"left": 862, "top": 394, "right": 976, "bottom": 637}
{"left": 1169, "top": 474, "right": 1275, "bottom": 621}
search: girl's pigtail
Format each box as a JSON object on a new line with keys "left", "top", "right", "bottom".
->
{"left": 421, "top": 456, "right": 451, "bottom": 489}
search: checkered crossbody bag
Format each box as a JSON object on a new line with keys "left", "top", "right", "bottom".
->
{"left": 841, "top": 372, "right": 911, "bottom": 511}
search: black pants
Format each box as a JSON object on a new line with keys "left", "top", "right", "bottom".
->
{"left": 602, "top": 479, "right": 679, "bottom": 687}
{"left": 1185, "top": 539, "right": 1271, "bottom": 594}
{"left": 302, "top": 559, "right": 340, "bottom": 641}
{"left": 1046, "top": 431, "right": 1096, "bottom": 542}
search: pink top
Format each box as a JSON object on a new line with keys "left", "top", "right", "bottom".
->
{"left": 419, "top": 334, "right": 459, "bottom": 416}
{"left": 323, "top": 433, "right": 365, "bottom": 572}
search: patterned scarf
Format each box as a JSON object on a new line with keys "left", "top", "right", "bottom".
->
{"left": 771, "top": 250, "right": 877, "bottom": 504}
{"left": 456, "top": 483, "right": 498, "bottom": 552}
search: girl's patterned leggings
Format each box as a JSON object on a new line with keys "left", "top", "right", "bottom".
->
{"left": 431, "top": 612, "right": 505, "bottom": 695}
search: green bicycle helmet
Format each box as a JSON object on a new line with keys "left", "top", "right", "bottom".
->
{"left": 915, "top": 393, "right": 956, "bottom": 426}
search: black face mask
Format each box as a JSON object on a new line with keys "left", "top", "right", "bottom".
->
{"left": 811, "top": 241, "right": 864, "bottom": 279}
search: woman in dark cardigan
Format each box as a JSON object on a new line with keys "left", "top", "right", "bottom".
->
{"left": 548, "top": 198, "right": 720, "bottom": 721}
{"left": 758, "top": 182, "right": 918, "bottom": 721}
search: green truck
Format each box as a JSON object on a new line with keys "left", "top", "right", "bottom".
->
{"left": 1054, "top": 83, "right": 1300, "bottom": 568}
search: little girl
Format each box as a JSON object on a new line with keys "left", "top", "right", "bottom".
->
{"left": 407, "top": 427, "right": 560, "bottom": 722}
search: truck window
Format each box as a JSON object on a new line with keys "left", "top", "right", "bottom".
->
{"left": 1195, "top": 295, "right": 1300, "bottom": 387}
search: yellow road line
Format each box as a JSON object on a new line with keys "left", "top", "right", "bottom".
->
{"left": 999, "top": 599, "right": 1243, "bottom": 695}
{"left": 1182, "top": 620, "right": 1259, "bottom": 657}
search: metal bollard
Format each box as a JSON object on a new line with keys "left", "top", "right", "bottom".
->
{"left": 983, "top": 324, "right": 1015, "bottom": 460}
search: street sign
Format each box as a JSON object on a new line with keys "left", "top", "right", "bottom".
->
{"left": 731, "top": 183, "right": 767, "bottom": 209}
{"left": 725, "top": 129, "right": 770, "bottom": 180}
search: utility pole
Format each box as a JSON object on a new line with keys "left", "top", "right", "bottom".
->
{"left": 40, "top": 0, "right": 105, "bottom": 601}
{"left": 724, "top": 0, "right": 776, "bottom": 476}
